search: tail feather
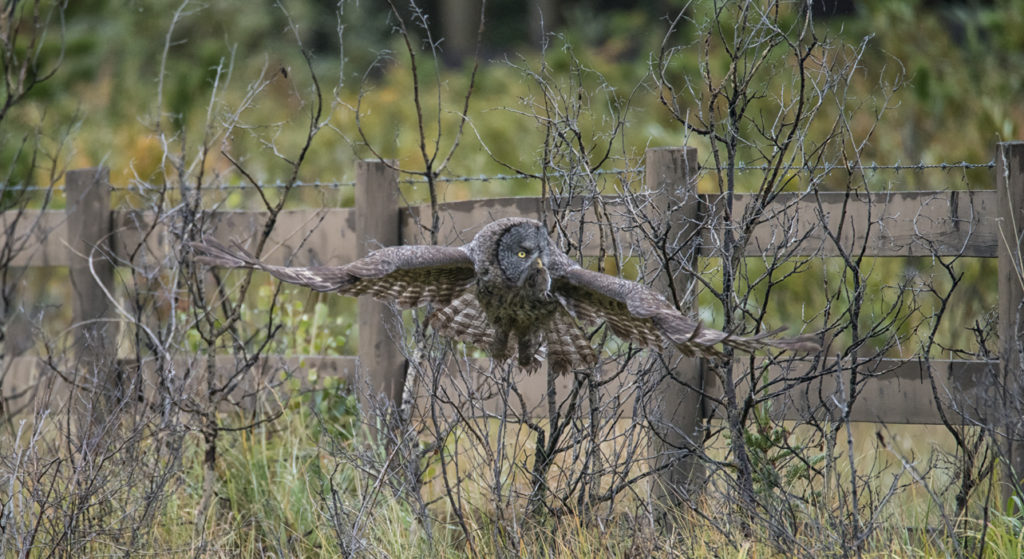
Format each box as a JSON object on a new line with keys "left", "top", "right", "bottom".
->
{"left": 757, "top": 332, "right": 822, "bottom": 354}
{"left": 545, "top": 310, "right": 598, "bottom": 375}
{"left": 428, "top": 292, "right": 496, "bottom": 348}
{"left": 655, "top": 310, "right": 820, "bottom": 357}
{"left": 190, "top": 239, "right": 261, "bottom": 269}
{"left": 703, "top": 326, "right": 821, "bottom": 356}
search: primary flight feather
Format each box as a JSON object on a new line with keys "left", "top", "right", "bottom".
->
{"left": 192, "top": 217, "right": 819, "bottom": 374}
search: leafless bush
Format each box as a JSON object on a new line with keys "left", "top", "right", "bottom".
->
{"left": 153, "top": 4, "right": 343, "bottom": 546}
{"left": 646, "top": 2, "right": 1009, "bottom": 556}
{"left": 321, "top": 2, "right": 901, "bottom": 556}
{"left": 1, "top": 1, "right": 1014, "bottom": 556}
{"left": 1, "top": 1, "right": 346, "bottom": 554}
{"left": 333, "top": 3, "right": 701, "bottom": 555}
{"left": 0, "top": 0, "right": 68, "bottom": 418}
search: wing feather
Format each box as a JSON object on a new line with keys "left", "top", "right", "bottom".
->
{"left": 428, "top": 292, "right": 496, "bottom": 347}
{"left": 555, "top": 266, "right": 818, "bottom": 357}
{"left": 191, "top": 239, "right": 476, "bottom": 309}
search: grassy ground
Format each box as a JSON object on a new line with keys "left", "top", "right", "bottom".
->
{"left": 185, "top": 411, "right": 1024, "bottom": 557}
{"left": 4, "top": 392, "right": 1015, "bottom": 557}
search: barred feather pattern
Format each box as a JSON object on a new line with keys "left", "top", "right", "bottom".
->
{"left": 431, "top": 291, "right": 595, "bottom": 374}
{"left": 558, "top": 266, "right": 819, "bottom": 357}
{"left": 344, "top": 268, "right": 475, "bottom": 309}
{"left": 544, "top": 310, "right": 598, "bottom": 375}
{"left": 190, "top": 239, "right": 475, "bottom": 309}
{"left": 192, "top": 217, "right": 819, "bottom": 375}
{"left": 428, "top": 292, "right": 497, "bottom": 348}
{"left": 558, "top": 290, "right": 665, "bottom": 349}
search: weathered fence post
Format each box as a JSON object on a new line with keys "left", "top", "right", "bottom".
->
{"left": 65, "top": 167, "right": 118, "bottom": 429}
{"left": 997, "top": 141, "right": 1024, "bottom": 497}
{"left": 355, "top": 160, "right": 407, "bottom": 412}
{"left": 644, "top": 147, "right": 705, "bottom": 505}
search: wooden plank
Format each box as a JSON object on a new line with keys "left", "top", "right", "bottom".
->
{"left": 0, "top": 208, "right": 358, "bottom": 268}
{"left": 644, "top": 147, "right": 705, "bottom": 502}
{"left": 1, "top": 354, "right": 359, "bottom": 415}
{"left": 1, "top": 210, "right": 69, "bottom": 266}
{"left": 401, "top": 196, "right": 548, "bottom": 245}
{"left": 402, "top": 190, "right": 1001, "bottom": 258}
{"left": 996, "top": 141, "right": 1024, "bottom": 494}
{"left": 3, "top": 352, "right": 996, "bottom": 426}
{"left": 356, "top": 160, "right": 406, "bottom": 407}
{"left": 5, "top": 189, "right": 1002, "bottom": 267}
{"left": 3, "top": 352, "right": 649, "bottom": 421}
{"left": 110, "top": 209, "right": 164, "bottom": 266}
{"left": 111, "top": 208, "right": 358, "bottom": 267}
{"left": 409, "top": 356, "right": 993, "bottom": 425}
{"left": 702, "top": 358, "right": 995, "bottom": 425}
{"left": 156, "top": 189, "right": 1006, "bottom": 261}
{"left": 720, "top": 190, "right": 1001, "bottom": 258}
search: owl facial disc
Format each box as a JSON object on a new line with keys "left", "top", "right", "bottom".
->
{"left": 497, "top": 222, "right": 550, "bottom": 288}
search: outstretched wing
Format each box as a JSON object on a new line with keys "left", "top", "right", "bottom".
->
{"left": 553, "top": 265, "right": 819, "bottom": 358}
{"left": 191, "top": 239, "right": 476, "bottom": 309}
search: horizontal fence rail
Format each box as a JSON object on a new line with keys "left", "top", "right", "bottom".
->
{"left": 1, "top": 189, "right": 1004, "bottom": 269}
{"left": 1, "top": 143, "right": 1021, "bottom": 431}
{"left": 0, "top": 354, "right": 999, "bottom": 426}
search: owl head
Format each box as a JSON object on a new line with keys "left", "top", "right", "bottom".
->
{"left": 497, "top": 221, "right": 551, "bottom": 290}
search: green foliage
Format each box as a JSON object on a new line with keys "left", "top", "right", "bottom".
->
{"left": 1, "top": 0, "right": 1021, "bottom": 189}
{"left": 964, "top": 495, "right": 1024, "bottom": 558}
{"left": 288, "top": 373, "right": 359, "bottom": 443}
{"left": 5, "top": 0, "right": 1019, "bottom": 203}
{"left": 181, "top": 278, "right": 354, "bottom": 356}
{"left": 263, "top": 286, "right": 350, "bottom": 355}
{"left": 842, "top": 0, "right": 1024, "bottom": 169}
{"left": 742, "top": 401, "right": 826, "bottom": 497}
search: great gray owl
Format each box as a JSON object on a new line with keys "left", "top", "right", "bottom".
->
{"left": 191, "top": 217, "right": 819, "bottom": 374}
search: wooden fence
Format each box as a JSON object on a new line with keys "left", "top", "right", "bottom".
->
{"left": 2, "top": 143, "right": 1023, "bottom": 468}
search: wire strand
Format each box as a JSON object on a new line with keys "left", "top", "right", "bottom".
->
{"left": 2, "top": 160, "right": 996, "bottom": 192}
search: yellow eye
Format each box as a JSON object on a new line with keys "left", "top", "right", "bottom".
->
{"left": 517, "top": 250, "right": 527, "bottom": 258}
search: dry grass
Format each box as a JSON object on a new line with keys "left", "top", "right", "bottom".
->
{"left": 2, "top": 389, "right": 1019, "bottom": 558}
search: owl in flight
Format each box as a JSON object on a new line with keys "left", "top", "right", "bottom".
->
{"left": 192, "top": 217, "right": 818, "bottom": 374}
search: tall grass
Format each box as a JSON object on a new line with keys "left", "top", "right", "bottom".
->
{"left": 2, "top": 397, "right": 1007, "bottom": 552}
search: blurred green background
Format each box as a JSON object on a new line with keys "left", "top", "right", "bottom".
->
{"left": 4, "top": 0, "right": 1022, "bottom": 192}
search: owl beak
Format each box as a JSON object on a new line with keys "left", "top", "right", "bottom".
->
{"left": 535, "top": 258, "right": 544, "bottom": 269}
